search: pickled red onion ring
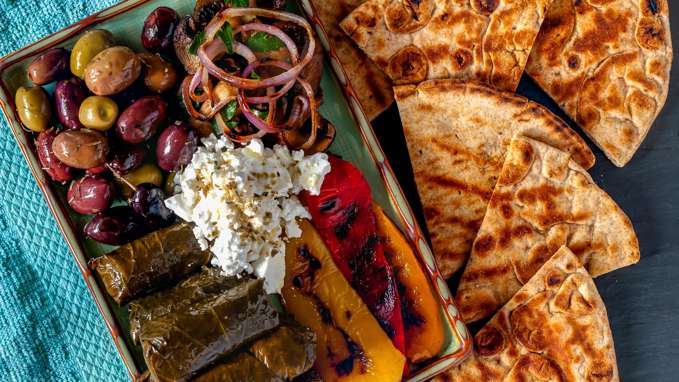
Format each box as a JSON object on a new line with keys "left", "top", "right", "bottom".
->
{"left": 241, "top": 60, "right": 294, "bottom": 104}
{"left": 235, "top": 23, "right": 300, "bottom": 64}
{"left": 198, "top": 8, "right": 314, "bottom": 89}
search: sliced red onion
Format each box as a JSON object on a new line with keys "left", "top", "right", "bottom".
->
{"left": 235, "top": 23, "right": 300, "bottom": 64}
{"left": 234, "top": 41, "right": 257, "bottom": 63}
{"left": 241, "top": 60, "right": 295, "bottom": 104}
{"left": 237, "top": 92, "right": 280, "bottom": 133}
{"left": 198, "top": 8, "right": 315, "bottom": 89}
{"left": 181, "top": 76, "right": 209, "bottom": 120}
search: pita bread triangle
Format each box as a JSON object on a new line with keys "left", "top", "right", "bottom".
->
{"left": 394, "top": 80, "right": 594, "bottom": 277}
{"left": 309, "top": 0, "right": 394, "bottom": 120}
{"left": 456, "top": 136, "right": 639, "bottom": 323}
{"left": 436, "top": 246, "right": 620, "bottom": 382}
{"left": 340, "top": 0, "right": 553, "bottom": 91}
{"left": 525, "top": 0, "right": 672, "bottom": 166}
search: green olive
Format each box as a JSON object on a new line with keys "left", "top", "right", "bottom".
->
{"left": 70, "top": 29, "right": 114, "bottom": 79}
{"left": 78, "top": 96, "right": 118, "bottom": 131}
{"left": 119, "top": 162, "right": 163, "bottom": 198}
{"left": 15, "top": 86, "right": 51, "bottom": 132}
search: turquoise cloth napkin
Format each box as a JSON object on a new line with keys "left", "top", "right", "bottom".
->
{"left": 0, "top": 0, "right": 129, "bottom": 381}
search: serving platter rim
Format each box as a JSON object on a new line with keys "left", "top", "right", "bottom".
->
{"left": 0, "top": 0, "right": 473, "bottom": 380}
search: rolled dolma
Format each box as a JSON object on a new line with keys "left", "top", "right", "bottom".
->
{"left": 249, "top": 324, "right": 317, "bottom": 379}
{"left": 90, "top": 223, "right": 211, "bottom": 304}
{"left": 193, "top": 353, "right": 281, "bottom": 382}
{"left": 140, "top": 278, "right": 279, "bottom": 382}
{"left": 128, "top": 267, "right": 239, "bottom": 344}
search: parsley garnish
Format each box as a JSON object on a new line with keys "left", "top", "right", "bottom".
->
{"left": 252, "top": 108, "right": 269, "bottom": 120}
{"left": 226, "top": 120, "right": 239, "bottom": 128}
{"left": 210, "top": 118, "right": 223, "bottom": 135}
{"left": 246, "top": 32, "right": 285, "bottom": 52}
{"left": 219, "top": 23, "right": 234, "bottom": 54}
{"left": 188, "top": 31, "right": 205, "bottom": 55}
{"left": 249, "top": 70, "right": 261, "bottom": 79}
{"left": 221, "top": 100, "right": 239, "bottom": 122}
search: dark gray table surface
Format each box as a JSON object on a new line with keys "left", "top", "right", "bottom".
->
{"left": 370, "top": 8, "right": 679, "bottom": 381}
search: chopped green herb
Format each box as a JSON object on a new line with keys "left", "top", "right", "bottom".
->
{"left": 249, "top": 70, "right": 261, "bottom": 80}
{"left": 226, "top": 120, "right": 239, "bottom": 128}
{"left": 210, "top": 118, "right": 223, "bottom": 136}
{"left": 221, "top": 100, "right": 239, "bottom": 121}
{"left": 189, "top": 31, "right": 206, "bottom": 55}
{"left": 252, "top": 108, "right": 269, "bottom": 120}
{"left": 219, "top": 23, "right": 234, "bottom": 54}
{"left": 246, "top": 32, "right": 285, "bottom": 52}
{"left": 225, "top": 0, "right": 248, "bottom": 7}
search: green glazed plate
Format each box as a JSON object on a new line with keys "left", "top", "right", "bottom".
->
{"left": 0, "top": 0, "right": 472, "bottom": 380}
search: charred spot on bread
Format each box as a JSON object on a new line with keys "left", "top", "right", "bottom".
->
{"left": 388, "top": 45, "right": 429, "bottom": 84}
{"left": 475, "top": 325, "right": 506, "bottom": 356}
{"left": 471, "top": 0, "right": 499, "bottom": 15}
{"left": 385, "top": 0, "right": 434, "bottom": 34}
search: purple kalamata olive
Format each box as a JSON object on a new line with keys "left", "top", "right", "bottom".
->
{"left": 86, "top": 165, "right": 108, "bottom": 175}
{"left": 110, "top": 81, "right": 149, "bottom": 110}
{"left": 116, "top": 96, "right": 167, "bottom": 143}
{"left": 54, "top": 78, "right": 87, "bottom": 129}
{"left": 67, "top": 175, "right": 115, "bottom": 215}
{"left": 28, "top": 48, "right": 69, "bottom": 85}
{"left": 35, "top": 130, "right": 73, "bottom": 183}
{"left": 141, "top": 7, "right": 179, "bottom": 53}
{"left": 106, "top": 145, "right": 147, "bottom": 174}
{"left": 156, "top": 122, "right": 198, "bottom": 171}
{"left": 131, "top": 183, "right": 175, "bottom": 229}
{"left": 84, "top": 206, "right": 147, "bottom": 245}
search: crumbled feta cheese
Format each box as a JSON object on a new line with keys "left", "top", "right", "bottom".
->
{"left": 164, "top": 135, "right": 331, "bottom": 294}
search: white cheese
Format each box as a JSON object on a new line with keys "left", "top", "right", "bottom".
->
{"left": 164, "top": 135, "right": 331, "bottom": 294}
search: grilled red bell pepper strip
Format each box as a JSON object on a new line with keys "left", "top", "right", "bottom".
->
{"left": 300, "top": 155, "right": 406, "bottom": 356}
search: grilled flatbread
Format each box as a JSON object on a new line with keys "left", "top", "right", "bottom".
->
{"left": 456, "top": 136, "right": 639, "bottom": 322}
{"left": 394, "top": 80, "right": 594, "bottom": 277}
{"left": 436, "top": 246, "right": 619, "bottom": 382}
{"left": 309, "top": 0, "right": 394, "bottom": 120}
{"left": 340, "top": 0, "right": 554, "bottom": 91}
{"left": 525, "top": 0, "right": 672, "bottom": 167}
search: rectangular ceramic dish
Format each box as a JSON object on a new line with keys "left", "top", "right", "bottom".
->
{"left": 0, "top": 0, "right": 471, "bottom": 380}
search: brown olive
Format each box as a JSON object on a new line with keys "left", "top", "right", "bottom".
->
{"left": 15, "top": 86, "right": 51, "bottom": 132}
{"left": 188, "top": 117, "right": 214, "bottom": 137}
{"left": 138, "top": 53, "right": 177, "bottom": 93}
{"left": 117, "top": 162, "right": 163, "bottom": 198}
{"left": 52, "top": 129, "right": 109, "bottom": 169}
{"left": 84, "top": 46, "right": 142, "bottom": 95}
{"left": 28, "top": 48, "right": 69, "bottom": 85}
{"left": 163, "top": 171, "right": 176, "bottom": 196}
{"left": 78, "top": 96, "right": 119, "bottom": 131}
{"left": 70, "top": 29, "right": 115, "bottom": 79}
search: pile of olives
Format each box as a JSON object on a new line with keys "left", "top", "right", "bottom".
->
{"left": 16, "top": 7, "right": 198, "bottom": 246}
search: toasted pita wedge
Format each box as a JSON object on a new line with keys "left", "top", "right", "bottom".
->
{"left": 436, "top": 246, "right": 619, "bottom": 382}
{"left": 526, "top": 0, "right": 672, "bottom": 166}
{"left": 394, "top": 80, "right": 594, "bottom": 277}
{"left": 456, "top": 136, "right": 639, "bottom": 322}
{"left": 340, "top": 0, "right": 553, "bottom": 91}
{"left": 309, "top": 0, "right": 394, "bottom": 120}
